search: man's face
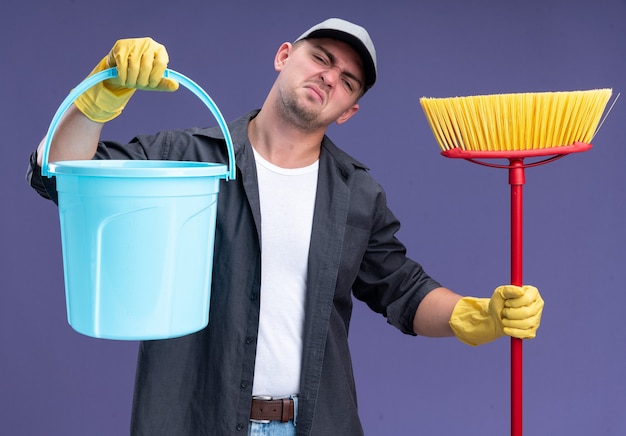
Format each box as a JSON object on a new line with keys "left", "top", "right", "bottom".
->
{"left": 273, "top": 38, "right": 364, "bottom": 130}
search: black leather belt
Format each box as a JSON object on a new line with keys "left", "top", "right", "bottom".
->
{"left": 250, "top": 397, "right": 295, "bottom": 422}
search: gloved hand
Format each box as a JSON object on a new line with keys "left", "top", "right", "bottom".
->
{"left": 74, "top": 37, "right": 179, "bottom": 122}
{"left": 449, "top": 285, "right": 544, "bottom": 346}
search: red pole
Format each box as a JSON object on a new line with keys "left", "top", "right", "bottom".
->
{"left": 509, "top": 159, "right": 525, "bottom": 436}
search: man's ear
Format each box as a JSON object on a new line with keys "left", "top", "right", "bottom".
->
{"left": 336, "top": 104, "right": 360, "bottom": 125}
{"left": 274, "top": 42, "right": 292, "bottom": 71}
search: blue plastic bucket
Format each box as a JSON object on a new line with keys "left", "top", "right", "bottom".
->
{"left": 41, "top": 68, "right": 235, "bottom": 340}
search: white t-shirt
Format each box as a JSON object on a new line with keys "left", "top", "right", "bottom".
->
{"left": 251, "top": 147, "right": 319, "bottom": 397}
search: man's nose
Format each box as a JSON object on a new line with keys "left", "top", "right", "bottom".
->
{"left": 320, "top": 66, "right": 341, "bottom": 87}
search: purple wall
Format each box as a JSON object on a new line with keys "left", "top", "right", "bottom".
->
{"left": 3, "top": 0, "right": 625, "bottom": 434}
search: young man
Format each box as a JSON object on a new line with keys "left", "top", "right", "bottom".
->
{"left": 28, "top": 18, "right": 543, "bottom": 436}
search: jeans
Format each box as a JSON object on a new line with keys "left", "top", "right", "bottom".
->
{"left": 248, "top": 396, "right": 298, "bottom": 436}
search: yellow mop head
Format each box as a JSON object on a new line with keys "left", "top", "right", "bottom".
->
{"left": 420, "top": 89, "right": 613, "bottom": 153}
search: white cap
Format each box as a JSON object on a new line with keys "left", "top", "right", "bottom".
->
{"left": 295, "top": 18, "right": 377, "bottom": 91}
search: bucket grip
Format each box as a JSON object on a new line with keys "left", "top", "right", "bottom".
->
{"left": 41, "top": 68, "right": 236, "bottom": 181}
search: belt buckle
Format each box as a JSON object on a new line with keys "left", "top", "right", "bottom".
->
{"left": 250, "top": 395, "right": 272, "bottom": 424}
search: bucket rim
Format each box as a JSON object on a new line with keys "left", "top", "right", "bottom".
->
{"left": 41, "top": 68, "right": 236, "bottom": 181}
{"left": 48, "top": 159, "right": 229, "bottom": 177}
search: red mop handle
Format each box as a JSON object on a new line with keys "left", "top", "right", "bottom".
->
{"left": 443, "top": 148, "right": 592, "bottom": 435}
{"left": 509, "top": 159, "right": 525, "bottom": 436}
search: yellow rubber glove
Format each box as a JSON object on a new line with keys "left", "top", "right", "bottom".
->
{"left": 74, "top": 37, "right": 179, "bottom": 122}
{"left": 449, "top": 285, "right": 544, "bottom": 346}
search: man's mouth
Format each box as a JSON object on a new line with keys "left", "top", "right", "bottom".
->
{"left": 305, "top": 84, "right": 326, "bottom": 104}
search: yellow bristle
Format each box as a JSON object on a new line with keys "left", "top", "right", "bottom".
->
{"left": 419, "top": 89, "right": 613, "bottom": 152}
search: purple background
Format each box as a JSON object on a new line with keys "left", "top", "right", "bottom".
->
{"left": 3, "top": 0, "right": 625, "bottom": 434}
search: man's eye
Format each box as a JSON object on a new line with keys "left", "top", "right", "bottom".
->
{"left": 313, "top": 54, "right": 328, "bottom": 65}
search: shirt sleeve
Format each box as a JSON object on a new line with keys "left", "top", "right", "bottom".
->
{"left": 26, "top": 151, "right": 58, "bottom": 204}
{"left": 351, "top": 180, "right": 442, "bottom": 336}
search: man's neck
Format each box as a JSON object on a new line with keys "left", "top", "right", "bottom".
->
{"left": 248, "top": 109, "right": 324, "bottom": 169}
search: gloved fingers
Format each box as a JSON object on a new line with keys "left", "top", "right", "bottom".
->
{"left": 501, "top": 301, "right": 543, "bottom": 339}
{"left": 501, "top": 285, "right": 544, "bottom": 319}
{"left": 156, "top": 77, "right": 180, "bottom": 92}
{"left": 107, "top": 39, "right": 126, "bottom": 85}
{"left": 106, "top": 37, "right": 178, "bottom": 92}
{"left": 503, "top": 285, "right": 542, "bottom": 309}
{"left": 502, "top": 325, "right": 539, "bottom": 340}
{"left": 137, "top": 40, "right": 168, "bottom": 88}
{"left": 490, "top": 284, "right": 543, "bottom": 340}
{"left": 124, "top": 38, "right": 163, "bottom": 88}
{"left": 502, "top": 296, "right": 544, "bottom": 321}
{"left": 502, "top": 300, "right": 543, "bottom": 322}
{"left": 496, "top": 284, "right": 525, "bottom": 300}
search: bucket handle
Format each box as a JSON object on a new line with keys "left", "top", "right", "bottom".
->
{"left": 41, "top": 68, "right": 236, "bottom": 181}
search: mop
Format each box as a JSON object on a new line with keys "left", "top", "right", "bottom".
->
{"left": 420, "top": 88, "right": 616, "bottom": 436}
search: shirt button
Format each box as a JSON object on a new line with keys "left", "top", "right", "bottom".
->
{"left": 236, "top": 423, "right": 244, "bottom": 431}
{"left": 241, "top": 381, "right": 249, "bottom": 388}
{"left": 250, "top": 293, "right": 258, "bottom": 301}
{"left": 245, "top": 337, "right": 254, "bottom": 344}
